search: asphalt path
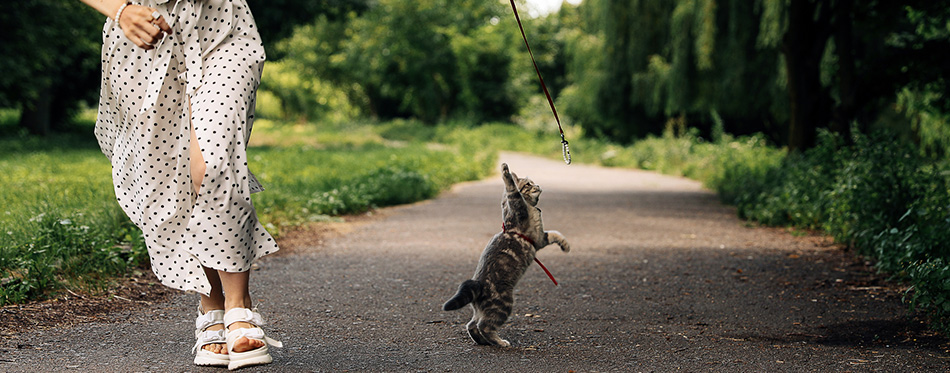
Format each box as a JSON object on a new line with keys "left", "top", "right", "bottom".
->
{"left": 5, "top": 153, "right": 948, "bottom": 372}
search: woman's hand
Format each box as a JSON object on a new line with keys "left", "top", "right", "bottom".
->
{"left": 118, "top": 4, "right": 173, "bottom": 50}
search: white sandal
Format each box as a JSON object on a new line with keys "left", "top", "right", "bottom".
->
{"left": 224, "top": 308, "right": 282, "bottom": 370}
{"left": 193, "top": 307, "right": 229, "bottom": 366}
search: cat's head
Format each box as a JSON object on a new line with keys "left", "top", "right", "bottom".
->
{"left": 513, "top": 172, "right": 541, "bottom": 206}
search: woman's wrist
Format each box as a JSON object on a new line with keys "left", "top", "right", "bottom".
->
{"left": 113, "top": 1, "right": 131, "bottom": 26}
{"left": 78, "top": 0, "right": 131, "bottom": 19}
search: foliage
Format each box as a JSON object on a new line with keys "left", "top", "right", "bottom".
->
{"left": 247, "top": 120, "right": 495, "bottom": 233}
{"left": 560, "top": 0, "right": 950, "bottom": 149}
{"left": 708, "top": 129, "right": 950, "bottom": 336}
{"left": 275, "top": 0, "right": 534, "bottom": 123}
{"left": 561, "top": 0, "right": 787, "bottom": 143}
{"left": 0, "top": 124, "right": 147, "bottom": 305}
{"left": 245, "top": 0, "right": 369, "bottom": 57}
{"left": 257, "top": 61, "right": 357, "bottom": 123}
{"left": 897, "top": 86, "right": 950, "bottom": 158}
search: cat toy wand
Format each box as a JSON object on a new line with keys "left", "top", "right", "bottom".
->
{"left": 508, "top": 0, "right": 571, "bottom": 165}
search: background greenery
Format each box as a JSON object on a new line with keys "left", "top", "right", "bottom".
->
{"left": 2, "top": 0, "right": 950, "bottom": 336}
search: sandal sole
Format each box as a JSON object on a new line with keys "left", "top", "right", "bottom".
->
{"left": 227, "top": 353, "right": 272, "bottom": 370}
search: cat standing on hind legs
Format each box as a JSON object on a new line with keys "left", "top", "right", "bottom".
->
{"left": 443, "top": 163, "right": 570, "bottom": 347}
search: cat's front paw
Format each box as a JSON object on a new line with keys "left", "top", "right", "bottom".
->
{"left": 501, "top": 163, "right": 510, "bottom": 176}
{"left": 548, "top": 231, "right": 571, "bottom": 253}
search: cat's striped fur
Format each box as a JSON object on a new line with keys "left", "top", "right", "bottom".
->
{"left": 443, "top": 163, "right": 570, "bottom": 347}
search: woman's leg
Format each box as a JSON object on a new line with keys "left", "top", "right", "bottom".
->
{"left": 199, "top": 267, "right": 227, "bottom": 354}
{"left": 189, "top": 121, "right": 206, "bottom": 196}
{"left": 218, "top": 270, "right": 266, "bottom": 352}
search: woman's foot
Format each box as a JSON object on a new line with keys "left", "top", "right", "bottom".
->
{"left": 202, "top": 322, "right": 228, "bottom": 355}
{"left": 223, "top": 308, "right": 281, "bottom": 370}
{"left": 227, "top": 320, "right": 265, "bottom": 353}
{"left": 194, "top": 307, "right": 229, "bottom": 366}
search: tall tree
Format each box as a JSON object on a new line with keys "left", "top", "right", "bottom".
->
{"left": 564, "top": 0, "right": 786, "bottom": 143}
{"left": 780, "top": 0, "right": 836, "bottom": 151}
{"left": 564, "top": 0, "right": 949, "bottom": 150}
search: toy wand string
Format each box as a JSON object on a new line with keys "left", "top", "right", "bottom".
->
{"left": 508, "top": 0, "right": 571, "bottom": 165}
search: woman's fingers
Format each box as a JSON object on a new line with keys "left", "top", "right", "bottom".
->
{"left": 154, "top": 17, "right": 173, "bottom": 34}
{"left": 119, "top": 5, "right": 170, "bottom": 50}
{"left": 137, "top": 32, "right": 156, "bottom": 49}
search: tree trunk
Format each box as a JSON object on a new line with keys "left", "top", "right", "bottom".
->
{"left": 832, "top": 0, "right": 855, "bottom": 139}
{"left": 19, "top": 81, "right": 53, "bottom": 136}
{"left": 783, "top": 0, "right": 834, "bottom": 152}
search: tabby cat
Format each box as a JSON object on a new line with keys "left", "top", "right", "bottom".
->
{"left": 442, "top": 163, "right": 570, "bottom": 347}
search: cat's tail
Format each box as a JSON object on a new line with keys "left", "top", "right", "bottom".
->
{"left": 442, "top": 279, "right": 483, "bottom": 311}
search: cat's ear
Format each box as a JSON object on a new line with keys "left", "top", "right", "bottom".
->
{"left": 510, "top": 172, "right": 519, "bottom": 181}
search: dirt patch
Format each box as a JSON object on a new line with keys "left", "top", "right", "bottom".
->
{"left": 272, "top": 211, "right": 384, "bottom": 256}
{"left": 0, "top": 270, "right": 173, "bottom": 338}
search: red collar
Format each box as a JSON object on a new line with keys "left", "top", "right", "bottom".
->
{"left": 502, "top": 223, "right": 558, "bottom": 286}
{"left": 502, "top": 223, "right": 535, "bottom": 246}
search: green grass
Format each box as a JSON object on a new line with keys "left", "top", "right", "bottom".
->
{"left": 0, "top": 117, "right": 147, "bottom": 304}
{"left": 246, "top": 119, "right": 495, "bottom": 235}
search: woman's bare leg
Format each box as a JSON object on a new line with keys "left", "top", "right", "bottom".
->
{"left": 199, "top": 267, "right": 227, "bottom": 354}
{"left": 189, "top": 125, "right": 206, "bottom": 196}
{"left": 218, "top": 270, "right": 266, "bottom": 353}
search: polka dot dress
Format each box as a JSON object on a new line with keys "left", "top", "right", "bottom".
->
{"left": 94, "top": 0, "right": 278, "bottom": 295}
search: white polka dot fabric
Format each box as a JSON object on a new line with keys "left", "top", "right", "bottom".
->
{"left": 94, "top": 0, "right": 278, "bottom": 295}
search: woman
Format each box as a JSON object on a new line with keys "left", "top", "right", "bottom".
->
{"left": 78, "top": 0, "right": 281, "bottom": 369}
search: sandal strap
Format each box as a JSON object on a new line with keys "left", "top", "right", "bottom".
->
{"left": 195, "top": 309, "right": 225, "bottom": 332}
{"left": 224, "top": 307, "right": 265, "bottom": 328}
{"left": 224, "top": 308, "right": 283, "bottom": 349}
{"left": 227, "top": 327, "right": 283, "bottom": 348}
{"left": 192, "top": 329, "right": 227, "bottom": 353}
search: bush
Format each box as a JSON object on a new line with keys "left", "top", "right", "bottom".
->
{"left": 708, "top": 129, "right": 950, "bottom": 335}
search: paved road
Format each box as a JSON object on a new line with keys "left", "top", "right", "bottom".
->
{"left": 5, "top": 153, "right": 948, "bottom": 372}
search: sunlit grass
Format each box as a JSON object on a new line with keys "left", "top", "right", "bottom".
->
{"left": 0, "top": 125, "right": 146, "bottom": 304}
{"left": 248, "top": 125, "right": 494, "bottom": 234}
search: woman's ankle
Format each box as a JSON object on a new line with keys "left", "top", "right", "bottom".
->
{"left": 199, "top": 294, "right": 225, "bottom": 313}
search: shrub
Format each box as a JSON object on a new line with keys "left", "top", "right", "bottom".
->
{"left": 707, "top": 129, "right": 950, "bottom": 335}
